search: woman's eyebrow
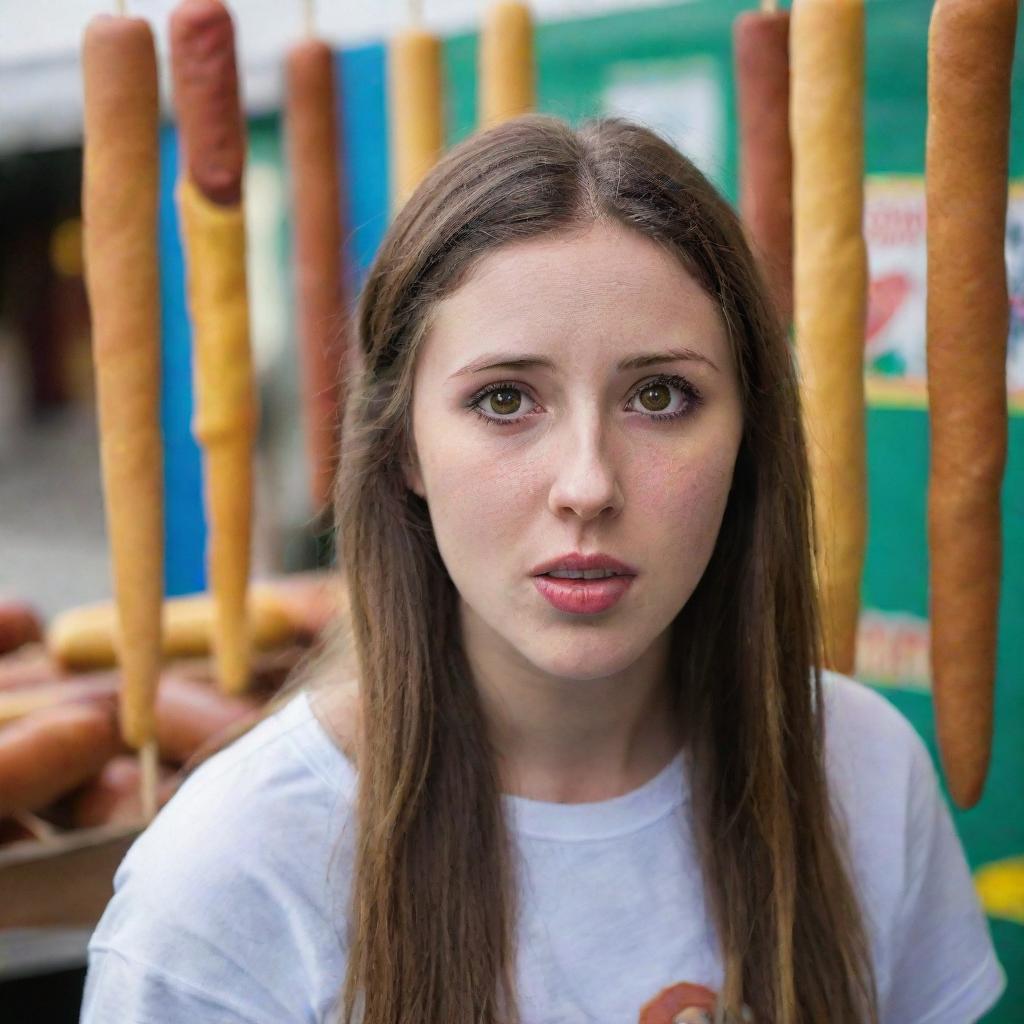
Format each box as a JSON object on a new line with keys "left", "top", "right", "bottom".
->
{"left": 448, "top": 347, "right": 719, "bottom": 380}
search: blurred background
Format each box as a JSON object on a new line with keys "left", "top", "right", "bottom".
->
{"left": 0, "top": 0, "right": 1021, "bottom": 1019}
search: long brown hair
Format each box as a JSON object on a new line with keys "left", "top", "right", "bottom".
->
{"left": 273, "top": 113, "right": 879, "bottom": 1024}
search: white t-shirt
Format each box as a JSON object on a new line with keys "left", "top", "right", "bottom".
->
{"left": 79, "top": 670, "right": 1006, "bottom": 1024}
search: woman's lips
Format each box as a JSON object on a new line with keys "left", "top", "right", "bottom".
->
{"left": 532, "top": 574, "right": 634, "bottom": 614}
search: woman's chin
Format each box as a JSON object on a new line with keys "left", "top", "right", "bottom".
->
{"left": 522, "top": 640, "right": 649, "bottom": 683}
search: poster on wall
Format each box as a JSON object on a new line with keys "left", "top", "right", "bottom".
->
{"left": 864, "top": 175, "right": 1024, "bottom": 414}
{"left": 601, "top": 57, "right": 727, "bottom": 190}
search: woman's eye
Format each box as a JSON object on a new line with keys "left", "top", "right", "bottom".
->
{"left": 472, "top": 385, "right": 536, "bottom": 423}
{"left": 627, "top": 377, "right": 699, "bottom": 419}
{"left": 468, "top": 375, "right": 701, "bottom": 427}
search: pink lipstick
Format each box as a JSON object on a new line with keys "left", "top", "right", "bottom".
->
{"left": 530, "top": 552, "right": 638, "bottom": 615}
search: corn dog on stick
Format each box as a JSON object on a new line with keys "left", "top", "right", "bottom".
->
{"left": 170, "top": 0, "right": 255, "bottom": 695}
{"left": 925, "top": 0, "right": 1016, "bottom": 809}
{"left": 790, "top": 0, "right": 868, "bottom": 675}
{"left": 479, "top": 2, "right": 536, "bottom": 129}
{"left": 388, "top": 12, "right": 445, "bottom": 212}
{"left": 81, "top": 13, "right": 163, "bottom": 819}
{"left": 285, "top": 34, "right": 349, "bottom": 513}
{"left": 178, "top": 180, "right": 255, "bottom": 695}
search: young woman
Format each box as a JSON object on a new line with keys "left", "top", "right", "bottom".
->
{"left": 80, "top": 114, "right": 1005, "bottom": 1024}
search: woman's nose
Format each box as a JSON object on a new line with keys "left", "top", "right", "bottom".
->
{"left": 546, "top": 418, "right": 624, "bottom": 521}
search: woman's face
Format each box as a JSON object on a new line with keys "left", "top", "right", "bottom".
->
{"left": 405, "top": 219, "right": 744, "bottom": 682}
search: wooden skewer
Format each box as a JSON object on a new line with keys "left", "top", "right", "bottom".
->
{"left": 760, "top": 0, "right": 778, "bottom": 13}
{"left": 408, "top": 0, "right": 423, "bottom": 25}
{"left": 13, "top": 810, "right": 61, "bottom": 844}
{"left": 139, "top": 737, "right": 159, "bottom": 823}
{"left": 303, "top": 0, "right": 315, "bottom": 38}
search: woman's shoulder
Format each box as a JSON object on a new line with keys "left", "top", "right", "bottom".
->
{"left": 108, "top": 686, "right": 357, "bottom": 914}
{"left": 814, "top": 669, "right": 932, "bottom": 901}
{"left": 83, "top": 687, "right": 357, "bottom": 1022}
{"left": 817, "top": 672, "right": 1007, "bottom": 1020}
{"left": 817, "top": 667, "right": 929, "bottom": 779}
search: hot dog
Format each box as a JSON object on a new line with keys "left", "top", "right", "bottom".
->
{"left": 153, "top": 671, "right": 258, "bottom": 764}
{"left": 0, "top": 675, "right": 119, "bottom": 727}
{"left": 925, "top": 0, "right": 1016, "bottom": 808}
{"left": 733, "top": 8, "right": 793, "bottom": 326}
{"left": 0, "top": 699, "right": 126, "bottom": 817}
{"left": 169, "top": 0, "right": 245, "bottom": 206}
{"left": 81, "top": 13, "right": 164, "bottom": 752}
{"left": 170, "top": 0, "right": 255, "bottom": 695}
{"left": 71, "top": 755, "right": 179, "bottom": 828}
{"left": 0, "top": 647, "right": 66, "bottom": 692}
{"left": 285, "top": 38, "right": 350, "bottom": 514}
{"left": 790, "top": 0, "right": 868, "bottom": 675}
{"left": 0, "top": 602, "right": 44, "bottom": 657}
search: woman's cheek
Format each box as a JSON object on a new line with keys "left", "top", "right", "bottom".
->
{"left": 637, "top": 450, "right": 736, "bottom": 565}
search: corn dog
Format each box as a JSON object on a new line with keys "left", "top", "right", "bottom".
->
{"left": 925, "top": 0, "right": 1016, "bottom": 809}
{"left": 47, "top": 586, "right": 310, "bottom": 671}
{"left": 388, "top": 25, "right": 445, "bottom": 211}
{"left": 284, "top": 37, "right": 349, "bottom": 513}
{"left": 170, "top": 0, "right": 255, "bottom": 695}
{"left": 479, "top": 1, "right": 536, "bottom": 129}
{"left": 790, "top": 0, "right": 868, "bottom": 675}
{"left": 733, "top": 8, "right": 793, "bottom": 326}
{"left": 81, "top": 14, "right": 163, "bottom": 751}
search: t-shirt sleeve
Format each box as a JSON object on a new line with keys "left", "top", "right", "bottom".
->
{"left": 79, "top": 879, "right": 301, "bottom": 1024}
{"left": 81, "top": 944, "right": 274, "bottom": 1024}
{"left": 882, "top": 730, "right": 1007, "bottom": 1024}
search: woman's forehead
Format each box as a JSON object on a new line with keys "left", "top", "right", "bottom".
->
{"left": 419, "top": 222, "right": 732, "bottom": 379}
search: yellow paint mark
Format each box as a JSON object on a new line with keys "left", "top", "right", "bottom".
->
{"left": 975, "top": 857, "right": 1024, "bottom": 925}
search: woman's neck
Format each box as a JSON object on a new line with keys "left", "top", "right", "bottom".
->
{"left": 461, "top": 603, "right": 683, "bottom": 804}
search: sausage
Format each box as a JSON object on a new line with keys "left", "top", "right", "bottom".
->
{"left": 733, "top": 9, "right": 793, "bottom": 326}
{"left": 168, "top": 642, "right": 307, "bottom": 698}
{"left": 81, "top": 12, "right": 164, "bottom": 750}
{"left": 285, "top": 38, "right": 350, "bottom": 513}
{"left": 0, "top": 647, "right": 66, "bottom": 692}
{"left": 790, "top": 0, "right": 868, "bottom": 675}
{"left": 478, "top": 2, "right": 535, "bottom": 129}
{"left": 169, "top": 0, "right": 245, "bottom": 205}
{"left": 925, "top": 0, "right": 1016, "bottom": 809}
{"left": 71, "top": 755, "right": 179, "bottom": 829}
{"left": 153, "top": 671, "right": 258, "bottom": 764}
{"left": 0, "top": 699, "right": 126, "bottom": 817}
{"left": 170, "top": 0, "right": 255, "bottom": 695}
{"left": 0, "top": 602, "right": 44, "bottom": 656}
{"left": 256, "top": 571, "right": 341, "bottom": 642}
{"left": 0, "top": 675, "right": 119, "bottom": 727}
